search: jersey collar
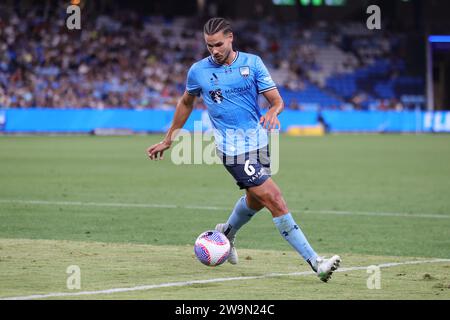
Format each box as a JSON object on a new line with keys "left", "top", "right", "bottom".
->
{"left": 209, "top": 51, "right": 239, "bottom": 67}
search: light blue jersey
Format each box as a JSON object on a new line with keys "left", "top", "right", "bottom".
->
{"left": 186, "top": 51, "right": 277, "bottom": 156}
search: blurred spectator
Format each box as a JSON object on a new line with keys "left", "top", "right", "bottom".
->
{"left": 0, "top": 2, "right": 424, "bottom": 110}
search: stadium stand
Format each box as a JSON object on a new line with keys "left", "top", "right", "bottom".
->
{"left": 0, "top": 3, "right": 425, "bottom": 111}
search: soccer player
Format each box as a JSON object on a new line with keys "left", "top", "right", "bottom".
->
{"left": 147, "top": 17, "right": 340, "bottom": 282}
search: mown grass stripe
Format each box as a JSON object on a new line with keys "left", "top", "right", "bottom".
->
{"left": 0, "top": 199, "right": 449, "bottom": 219}
{"left": 2, "top": 259, "right": 449, "bottom": 300}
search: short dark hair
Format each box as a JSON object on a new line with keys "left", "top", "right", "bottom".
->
{"left": 203, "top": 17, "right": 232, "bottom": 35}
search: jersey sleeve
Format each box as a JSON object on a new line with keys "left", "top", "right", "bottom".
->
{"left": 186, "top": 64, "right": 202, "bottom": 96}
{"left": 255, "top": 56, "right": 277, "bottom": 94}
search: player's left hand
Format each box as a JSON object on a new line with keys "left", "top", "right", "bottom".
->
{"left": 260, "top": 108, "right": 281, "bottom": 131}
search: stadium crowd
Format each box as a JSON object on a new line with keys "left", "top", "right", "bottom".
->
{"left": 0, "top": 2, "right": 425, "bottom": 111}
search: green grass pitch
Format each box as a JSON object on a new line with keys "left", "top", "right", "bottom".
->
{"left": 0, "top": 134, "right": 449, "bottom": 299}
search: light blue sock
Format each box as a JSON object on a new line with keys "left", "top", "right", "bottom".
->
{"left": 273, "top": 213, "right": 318, "bottom": 264}
{"left": 224, "top": 195, "right": 258, "bottom": 239}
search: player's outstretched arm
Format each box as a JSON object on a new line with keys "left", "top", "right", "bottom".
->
{"left": 147, "top": 91, "right": 196, "bottom": 160}
{"left": 260, "top": 88, "right": 284, "bottom": 130}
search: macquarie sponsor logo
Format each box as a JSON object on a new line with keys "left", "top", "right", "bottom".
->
{"left": 225, "top": 84, "right": 252, "bottom": 96}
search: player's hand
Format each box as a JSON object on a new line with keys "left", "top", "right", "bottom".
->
{"left": 147, "top": 140, "right": 171, "bottom": 160}
{"left": 260, "top": 108, "right": 281, "bottom": 131}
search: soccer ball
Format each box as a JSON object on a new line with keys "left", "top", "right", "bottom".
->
{"left": 194, "top": 230, "right": 230, "bottom": 266}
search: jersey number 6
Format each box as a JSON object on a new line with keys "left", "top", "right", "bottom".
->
{"left": 244, "top": 159, "right": 256, "bottom": 176}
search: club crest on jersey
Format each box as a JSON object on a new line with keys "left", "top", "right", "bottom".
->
{"left": 209, "top": 89, "right": 224, "bottom": 104}
{"left": 239, "top": 66, "right": 250, "bottom": 77}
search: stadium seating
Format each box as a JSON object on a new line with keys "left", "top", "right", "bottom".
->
{"left": 0, "top": 3, "right": 425, "bottom": 111}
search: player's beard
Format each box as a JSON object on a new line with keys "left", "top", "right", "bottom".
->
{"left": 215, "top": 49, "right": 232, "bottom": 65}
{"left": 221, "top": 50, "right": 231, "bottom": 64}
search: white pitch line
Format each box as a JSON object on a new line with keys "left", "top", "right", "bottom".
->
{"left": 0, "top": 199, "right": 449, "bottom": 219}
{"left": 1, "top": 259, "right": 449, "bottom": 300}
{"left": 306, "top": 210, "right": 450, "bottom": 219}
{"left": 0, "top": 199, "right": 179, "bottom": 209}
